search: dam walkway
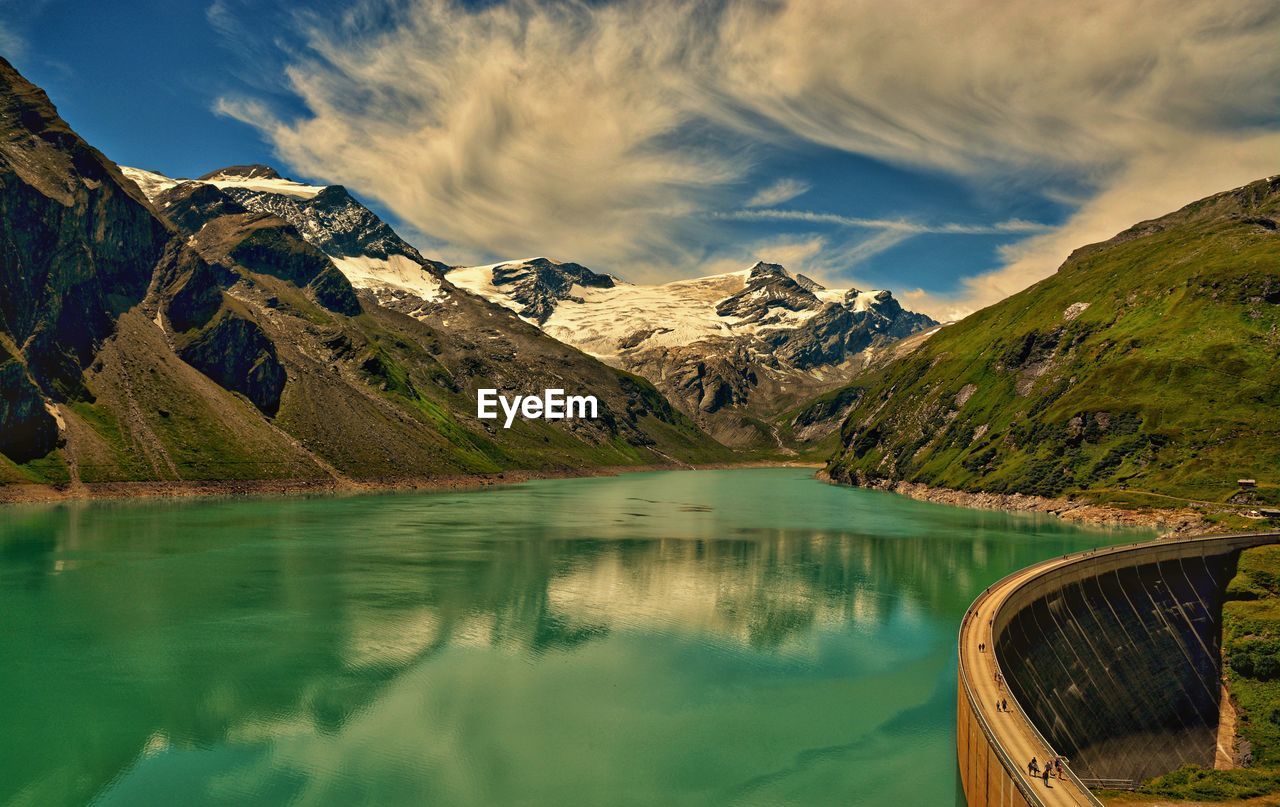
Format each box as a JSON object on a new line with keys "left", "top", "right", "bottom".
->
{"left": 957, "top": 531, "right": 1280, "bottom": 807}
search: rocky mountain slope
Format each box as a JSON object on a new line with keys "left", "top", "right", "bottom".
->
{"left": 0, "top": 57, "right": 730, "bottom": 492}
{"left": 826, "top": 177, "right": 1280, "bottom": 508}
{"left": 122, "top": 164, "right": 451, "bottom": 312}
{"left": 449, "top": 258, "right": 936, "bottom": 446}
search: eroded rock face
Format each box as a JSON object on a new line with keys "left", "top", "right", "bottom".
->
{"left": 154, "top": 241, "right": 237, "bottom": 333}
{"left": 131, "top": 165, "right": 453, "bottom": 313}
{"left": 220, "top": 183, "right": 447, "bottom": 271}
{"left": 490, "top": 258, "right": 616, "bottom": 323}
{"left": 154, "top": 182, "right": 247, "bottom": 234}
{"left": 156, "top": 182, "right": 364, "bottom": 317}
{"left": 175, "top": 309, "right": 287, "bottom": 416}
{"left": 0, "top": 355, "right": 57, "bottom": 461}
{"left": 790, "top": 386, "right": 863, "bottom": 443}
{"left": 198, "top": 212, "right": 362, "bottom": 317}
{"left": 0, "top": 56, "right": 176, "bottom": 458}
{"left": 715, "top": 262, "right": 820, "bottom": 322}
{"left": 0, "top": 57, "right": 170, "bottom": 405}
{"left": 661, "top": 345, "right": 758, "bottom": 415}
{"left": 771, "top": 299, "right": 930, "bottom": 369}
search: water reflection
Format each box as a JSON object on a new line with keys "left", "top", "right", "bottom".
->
{"left": 0, "top": 470, "right": 1143, "bottom": 806}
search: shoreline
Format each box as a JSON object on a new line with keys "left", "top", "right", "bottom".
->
{"left": 0, "top": 460, "right": 823, "bottom": 506}
{"left": 818, "top": 471, "right": 1213, "bottom": 535}
{"left": 4, "top": 461, "right": 1235, "bottom": 539}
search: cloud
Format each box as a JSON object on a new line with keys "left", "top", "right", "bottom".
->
{"left": 900, "top": 131, "right": 1280, "bottom": 321}
{"left": 217, "top": 0, "right": 743, "bottom": 273}
{"left": 691, "top": 235, "right": 828, "bottom": 280}
{"left": 745, "top": 178, "right": 810, "bottom": 208}
{"left": 216, "top": 0, "right": 1280, "bottom": 315}
{"left": 716, "top": 208, "right": 1050, "bottom": 235}
{"left": 712, "top": 0, "right": 1280, "bottom": 175}
{"left": 0, "top": 22, "right": 24, "bottom": 58}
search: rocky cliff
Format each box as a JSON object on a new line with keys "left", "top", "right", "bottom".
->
{"left": 0, "top": 56, "right": 171, "bottom": 460}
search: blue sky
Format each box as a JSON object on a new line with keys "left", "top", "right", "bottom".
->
{"left": 3, "top": 0, "right": 1277, "bottom": 319}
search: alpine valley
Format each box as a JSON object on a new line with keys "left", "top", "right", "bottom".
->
{"left": 0, "top": 55, "right": 946, "bottom": 497}
{"left": 2, "top": 51, "right": 1277, "bottom": 521}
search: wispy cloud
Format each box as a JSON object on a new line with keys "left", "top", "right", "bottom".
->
{"left": 0, "top": 0, "right": 56, "bottom": 60}
{"left": 0, "top": 21, "right": 24, "bottom": 58}
{"left": 218, "top": 0, "right": 742, "bottom": 273}
{"left": 215, "top": 0, "right": 1280, "bottom": 317}
{"left": 687, "top": 231, "right": 908, "bottom": 291}
{"left": 745, "top": 178, "right": 810, "bottom": 208}
{"left": 717, "top": 208, "right": 1050, "bottom": 235}
{"left": 911, "top": 130, "right": 1280, "bottom": 320}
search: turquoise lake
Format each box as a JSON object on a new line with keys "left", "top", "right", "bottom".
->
{"left": 0, "top": 469, "right": 1148, "bottom": 806}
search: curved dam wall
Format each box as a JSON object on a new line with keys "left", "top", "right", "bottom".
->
{"left": 958, "top": 532, "right": 1279, "bottom": 807}
{"left": 993, "top": 545, "right": 1237, "bottom": 784}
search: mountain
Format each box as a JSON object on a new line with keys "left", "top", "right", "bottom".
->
{"left": 0, "top": 57, "right": 730, "bottom": 492}
{"left": 826, "top": 177, "right": 1280, "bottom": 508}
{"left": 122, "top": 165, "right": 451, "bottom": 310}
{"left": 448, "top": 258, "right": 937, "bottom": 447}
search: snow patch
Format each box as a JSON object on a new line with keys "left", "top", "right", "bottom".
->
{"left": 120, "top": 167, "right": 179, "bottom": 201}
{"left": 447, "top": 260, "right": 885, "bottom": 363}
{"left": 204, "top": 176, "right": 325, "bottom": 200}
{"left": 849, "top": 291, "right": 888, "bottom": 312}
{"left": 120, "top": 166, "right": 325, "bottom": 202}
{"left": 330, "top": 254, "right": 442, "bottom": 303}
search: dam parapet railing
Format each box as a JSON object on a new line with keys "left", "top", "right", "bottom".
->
{"left": 957, "top": 531, "right": 1280, "bottom": 807}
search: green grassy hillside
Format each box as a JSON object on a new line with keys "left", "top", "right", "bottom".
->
{"left": 1118, "top": 545, "right": 1280, "bottom": 802}
{"left": 827, "top": 177, "right": 1280, "bottom": 508}
{"left": 1224, "top": 545, "right": 1280, "bottom": 768}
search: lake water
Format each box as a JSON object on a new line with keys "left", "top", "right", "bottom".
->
{"left": 0, "top": 469, "right": 1147, "bottom": 806}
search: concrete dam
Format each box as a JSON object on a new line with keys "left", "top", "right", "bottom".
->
{"left": 957, "top": 532, "right": 1280, "bottom": 807}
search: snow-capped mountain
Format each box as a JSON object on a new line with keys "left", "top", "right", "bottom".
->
{"left": 449, "top": 258, "right": 937, "bottom": 445}
{"left": 121, "top": 164, "right": 936, "bottom": 448}
{"left": 122, "top": 165, "right": 449, "bottom": 314}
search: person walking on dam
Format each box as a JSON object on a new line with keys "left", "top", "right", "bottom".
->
{"left": 1028, "top": 757, "right": 1039, "bottom": 776}
{"left": 1042, "top": 768, "right": 1052, "bottom": 788}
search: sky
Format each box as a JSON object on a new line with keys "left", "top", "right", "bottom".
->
{"left": 2, "top": 0, "right": 1278, "bottom": 320}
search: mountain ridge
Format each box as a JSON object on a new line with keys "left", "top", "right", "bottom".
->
{"left": 448, "top": 256, "right": 937, "bottom": 447}
{"left": 120, "top": 166, "right": 937, "bottom": 453}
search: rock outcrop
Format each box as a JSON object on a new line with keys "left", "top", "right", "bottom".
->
{"left": 489, "top": 258, "right": 616, "bottom": 323}
{"left": 174, "top": 307, "right": 287, "bottom": 415}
